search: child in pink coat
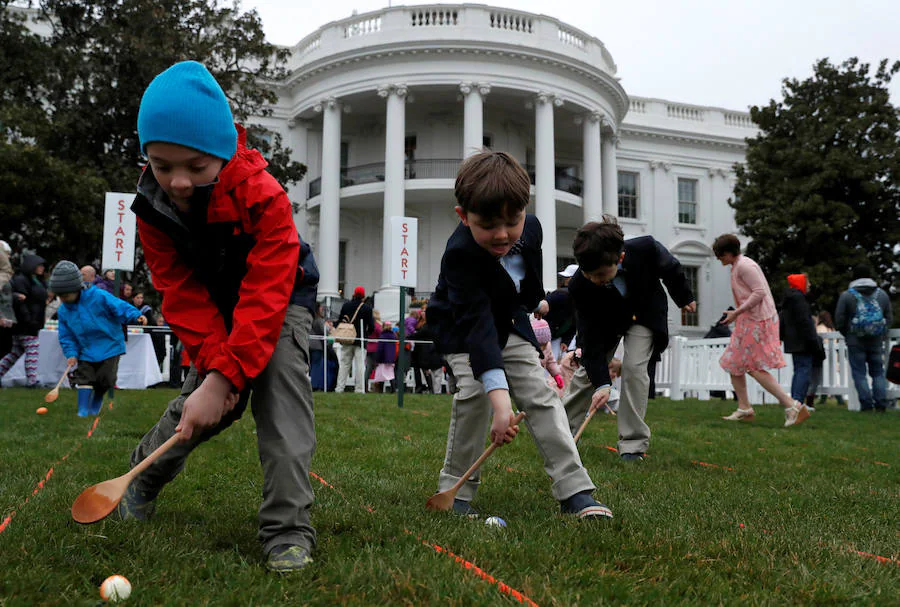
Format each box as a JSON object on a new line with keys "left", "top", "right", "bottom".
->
{"left": 531, "top": 318, "right": 565, "bottom": 394}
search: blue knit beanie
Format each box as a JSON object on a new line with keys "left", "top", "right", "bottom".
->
{"left": 138, "top": 61, "right": 237, "bottom": 161}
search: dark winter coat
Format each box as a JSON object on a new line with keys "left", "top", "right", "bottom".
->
{"left": 779, "top": 288, "right": 818, "bottom": 354}
{"left": 10, "top": 254, "right": 47, "bottom": 336}
{"left": 410, "top": 324, "right": 443, "bottom": 370}
{"left": 338, "top": 296, "right": 375, "bottom": 346}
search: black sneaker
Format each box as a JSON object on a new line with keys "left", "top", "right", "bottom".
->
{"left": 452, "top": 499, "right": 479, "bottom": 518}
{"left": 620, "top": 452, "right": 645, "bottom": 462}
{"left": 116, "top": 483, "right": 157, "bottom": 521}
{"left": 266, "top": 544, "right": 313, "bottom": 573}
{"left": 559, "top": 490, "right": 613, "bottom": 520}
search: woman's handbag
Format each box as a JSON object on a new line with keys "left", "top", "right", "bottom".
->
{"left": 333, "top": 301, "right": 365, "bottom": 346}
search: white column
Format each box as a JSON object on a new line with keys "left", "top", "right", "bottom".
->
{"left": 287, "top": 118, "right": 309, "bottom": 232}
{"left": 460, "top": 83, "right": 490, "bottom": 158}
{"left": 378, "top": 84, "right": 407, "bottom": 291}
{"left": 581, "top": 111, "right": 602, "bottom": 223}
{"left": 315, "top": 97, "right": 342, "bottom": 300}
{"left": 600, "top": 123, "right": 618, "bottom": 217}
{"left": 534, "top": 92, "right": 561, "bottom": 290}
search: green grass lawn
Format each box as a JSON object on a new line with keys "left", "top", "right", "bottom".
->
{"left": 0, "top": 388, "right": 897, "bottom": 606}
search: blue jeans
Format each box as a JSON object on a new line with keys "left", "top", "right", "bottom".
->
{"left": 790, "top": 354, "right": 813, "bottom": 402}
{"left": 847, "top": 339, "right": 888, "bottom": 411}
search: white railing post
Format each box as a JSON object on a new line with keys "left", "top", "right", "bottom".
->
{"left": 669, "top": 337, "right": 684, "bottom": 400}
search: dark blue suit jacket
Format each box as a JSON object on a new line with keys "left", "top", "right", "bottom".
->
{"left": 427, "top": 214, "right": 544, "bottom": 378}
{"left": 569, "top": 235, "right": 694, "bottom": 387}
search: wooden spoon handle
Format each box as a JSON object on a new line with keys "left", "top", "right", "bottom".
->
{"left": 125, "top": 433, "right": 181, "bottom": 481}
{"left": 447, "top": 411, "right": 526, "bottom": 493}
{"left": 55, "top": 362, "right": 74, "bottom": 389}
{"left": 573, "top": 408, "right": 596, "bottom": 443}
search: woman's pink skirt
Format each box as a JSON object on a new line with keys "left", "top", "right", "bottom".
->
{"left": 719, "top": 314, "right": 786, "bottom": 375}
{"left": 373, "top": 363, "right": 395, "bottom": 383}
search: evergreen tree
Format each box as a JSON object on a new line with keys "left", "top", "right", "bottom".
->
{"left": 732, "top": 58, "right": 899, "bottom": 319}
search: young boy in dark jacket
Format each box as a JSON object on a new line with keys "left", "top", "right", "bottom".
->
{"left": 562, "top": 217, "right": 695, "bottom": 461}
{"left": 427, "top": 151, "right": 611, "bottom": 520}
{"left": 119, "top": 61, "right": 320, "bottom": 573}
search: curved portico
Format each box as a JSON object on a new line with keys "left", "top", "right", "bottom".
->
{"left": 274, "top": 4, "right": 628, "bottom": 307}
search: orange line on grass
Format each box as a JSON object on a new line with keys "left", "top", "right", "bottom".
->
{"left": 0, "top": 414, "right": 103, "bottom": 535}
{"left": 691, "top": 460, "right": 734, "bottom": 471}
{"left": 405, "top": 530, "right": 540, "bottom": 607}
{"left": 311, "top": 470, "right": 539, "bottom": 605}
{"left": 851, "top": 549, "right": 900, "bottom": 566}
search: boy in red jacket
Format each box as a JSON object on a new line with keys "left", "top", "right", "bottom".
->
{"left": 120, "top": 61, "right": 320, "bottom": 573}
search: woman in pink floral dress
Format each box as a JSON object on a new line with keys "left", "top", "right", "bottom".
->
{"left": 713, "top": 234, "right": 810, "bottom": 427}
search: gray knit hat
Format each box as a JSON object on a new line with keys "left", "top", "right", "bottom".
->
{"left": 49, "top": 260, "right": 84, "bottom": 294}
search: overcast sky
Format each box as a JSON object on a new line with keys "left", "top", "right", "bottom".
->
{"left": 247, "top": 0, "right": 900, "bottom": 111}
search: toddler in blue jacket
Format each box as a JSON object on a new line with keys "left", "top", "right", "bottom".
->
{"left": 49, "top": 261, "right": 147, "bottom": 416}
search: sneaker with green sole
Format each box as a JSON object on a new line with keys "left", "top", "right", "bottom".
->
{"left": 266, "top": 544, "right": 313, "bottom": 573}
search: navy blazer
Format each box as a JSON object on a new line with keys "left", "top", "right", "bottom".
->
{"left": 427, "top": 214, "right": 544, "bottom": 378}
{"left": 570, "top": 235, "right": 694, "bottom": 387}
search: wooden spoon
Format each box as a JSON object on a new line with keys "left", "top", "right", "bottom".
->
{"left": 44, "top": 362, "right": 74, "bottom": 403}
{"left": 426, "top": 411, "right": 526, "bottom": 511}
{"left": 573, "top": 407, "right": 597, "bottom": 443}
{"left": 71, "top": 433, "right": 180, "bottom": 524}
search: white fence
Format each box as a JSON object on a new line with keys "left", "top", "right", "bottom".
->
{"left": 655, "top": 329, "right": 900, "bottom": 410}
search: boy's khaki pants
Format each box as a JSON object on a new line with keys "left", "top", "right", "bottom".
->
{"left": 438, "top": 334, "right": 595, "bottom": 502}
{"left": 128, "top": 305, "right": 317, "bottom": 556}
{"left": 562, "top": 324, "right": 654, "bottom": 455}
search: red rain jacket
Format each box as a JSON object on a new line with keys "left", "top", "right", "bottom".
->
{"left": 134, "top": 127, "right": 300, "bottom": 392}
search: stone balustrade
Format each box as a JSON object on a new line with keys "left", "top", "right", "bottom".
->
{"left": 285, "top": 4, "right": 616, "bottom": 74}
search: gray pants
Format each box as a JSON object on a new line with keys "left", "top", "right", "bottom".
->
{"left": 439, "top": 334, "right": 595, "bottom": 502}
{"left": 128, "top": 305, "right": 317, "bottom": 555}
{"left": 563, "top": 324, "right": 654, "bottom": 455}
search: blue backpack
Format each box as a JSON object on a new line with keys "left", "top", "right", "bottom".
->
{"left": 848, "top": 288, "right": 887, "bottom": 337}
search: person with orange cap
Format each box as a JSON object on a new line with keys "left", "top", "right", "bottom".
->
{"left": 335, "top": 286, "right": 374, "bottom": 393}
{"left": 780, "top": 273, "right": 821, "bottom": 408}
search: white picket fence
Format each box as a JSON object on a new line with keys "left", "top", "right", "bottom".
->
{"left": 655, "top": 329, "right": 900, "bottom": 410}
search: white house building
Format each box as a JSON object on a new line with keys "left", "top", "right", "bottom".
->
{"left": 13, "top": 3, "right": 758, "bottom": 335}
{"left": 256, "top": 4, "right": 758, "bottom": 334}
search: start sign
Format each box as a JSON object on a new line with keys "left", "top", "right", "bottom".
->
{"left": 101, "top": 192, "right": 137, "bottom": 271}
{"left": 389, "top": 216, "right": 417, "bottom": 288}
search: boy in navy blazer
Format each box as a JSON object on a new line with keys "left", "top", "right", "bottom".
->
{"left": 427, "top": 151, "right": 611, "bottom": 519}
{"left": 562, "top": 217, "right": 695, "bottom": 460}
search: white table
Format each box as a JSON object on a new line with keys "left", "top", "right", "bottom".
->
{"left": 1, "top": 329, "right": 163, "bottom": 389}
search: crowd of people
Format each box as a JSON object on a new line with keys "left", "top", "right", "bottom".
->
{"left": 1, "top": 61, "right": 895, "bottom": 574}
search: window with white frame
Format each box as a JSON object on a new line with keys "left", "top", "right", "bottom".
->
{"left": 681, "top": 265, "right": 699, "bottom": 326}
{"left": 618, "top": 171, "right": 639, "bottom": 219}
{"left": 677, "top": 178, "right": 698, "bottom": 224}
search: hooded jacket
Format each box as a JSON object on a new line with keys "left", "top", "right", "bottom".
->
{"left": 835, "top": 278, "right": 893, "bottom": 347}
{"left": 131, "top": 125, "right": 319, "bottom": 392}
{"left": 10, "top": 254, "right": 47, "bottom": 336}
{"left": 58, "top": 287, "right": 142, "bottom": 362}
